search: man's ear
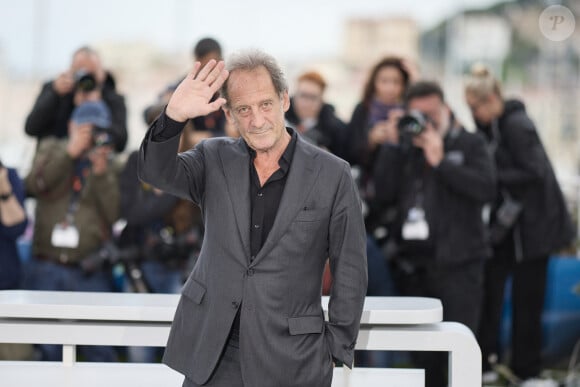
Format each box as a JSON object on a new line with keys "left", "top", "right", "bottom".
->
{"left": 222, "top": 106, "right": 233, "bottom": 123}
{"left": 281, "top": 91, "right": 290, "bottom": 113}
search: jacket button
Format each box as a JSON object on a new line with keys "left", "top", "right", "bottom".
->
{"left": 232, "top": 301, "right": 239, "bottom": 309}
{"left": 246, "top": 268, "right": 255, "bottom": 276}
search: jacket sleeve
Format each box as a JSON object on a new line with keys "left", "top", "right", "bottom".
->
{"left": 325, "top": 162, "right": 368, "bottom": 368}
{"left": 372, "top": 144, "right": 403, "bottom": 207}
{"left": 24, "top": 82, "right": 62, "bottom": 138}
{"left": 435, "top": 133, "right": 496, "bottom": 203}
{"left": 138, "top": 112, "right": 206, "bottom": 205}
{"left": 120, "top": 151, "right": 179, "bottom": 225}
{"left": 344, "top": 104, "right": 369, "bottom": 166}
{"left": 25, "top": 139, "right": 74, "bottom": 196}
{"left": 0, "top": 169, "right": 28, "bottom": 240}
{"left": 85, "top": 168, "right": 120, "bottom": 226}
{"left": 499, "top": 113, "right": 547, "bottom": 187}
{"left": 103, "top": 89, "right": 128, "bottom": 152}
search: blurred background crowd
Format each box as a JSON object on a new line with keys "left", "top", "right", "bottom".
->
{"left": 0, "top": 0, "right": 579, "bottom": 386}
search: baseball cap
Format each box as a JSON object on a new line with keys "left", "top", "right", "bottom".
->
{"left": 71, "top": 100, "right": 112, "bottom": 128}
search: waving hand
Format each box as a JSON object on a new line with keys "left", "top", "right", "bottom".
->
{"left": 166, "top": 60, "right": 229, "bottom": 122}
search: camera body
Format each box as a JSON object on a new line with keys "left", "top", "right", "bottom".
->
{"left": 397, "top": 109, "right": 428, "bottom": 137}
{"left": 92, "top": 126, "right": 113, "bottom": 147}
{"left": 74, "top": 70, "right": 98, "bottom": 92}
{"left": 81, "top": 240, "right": 140, "bottom": 274}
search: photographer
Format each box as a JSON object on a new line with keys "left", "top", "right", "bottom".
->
{"left": 465, "top": 65, "right": 575, "bottom": 385}
{"left": 372, "top": 81, "right": 495, "bottom": 387}
{"left": 23, "top": 100, "right": 119, "bottom": 362}
{"left": 25, "top": 46, "right": 127, "bottom": 152}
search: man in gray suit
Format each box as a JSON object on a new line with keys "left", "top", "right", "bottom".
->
{"left": 138, "top": 50, "right": 367, "bottom": 387}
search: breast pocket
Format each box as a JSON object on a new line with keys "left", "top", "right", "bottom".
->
{"left": 293, "top": 207, "right": 329, "bottom": 223}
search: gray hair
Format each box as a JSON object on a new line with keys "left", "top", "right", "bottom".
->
{"left": 221, "top": 49, "right": 288, "bottom": 106}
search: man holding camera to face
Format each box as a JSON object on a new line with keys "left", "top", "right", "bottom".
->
{"left": 23, "top": 100, "right": 119, "bottom": 362}
{"left": 372, "top": 81, "right": 495, "bottom": 387}
{"left": 25, "top": 46, "right": 127, "bottom": 152}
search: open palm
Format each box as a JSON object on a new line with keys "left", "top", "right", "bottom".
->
{"left": 166, "top": 60, "right": 229, "bottom": 122}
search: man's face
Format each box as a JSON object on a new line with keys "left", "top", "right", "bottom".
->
{"left": 70, "top": 51, "right": 105, "bottom": 84}
{"left": 407, "top": 94, "right": 449, "bottom": 134}
{"left": 293, "top": 80, "right": 323, "bottom": 121}
{"left": 224, "top": 66, "right": 290, "bottom": 153}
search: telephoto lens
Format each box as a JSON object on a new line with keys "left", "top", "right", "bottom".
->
{"left": 74, "top": 71, "right": 98, "bottom": 92}
{"left": 397, "top": 110, "right": 428, "bottom": 137}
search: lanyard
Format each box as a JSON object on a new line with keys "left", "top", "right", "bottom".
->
{"left": 65, "top": 158, "right": 91, "bottom": 223}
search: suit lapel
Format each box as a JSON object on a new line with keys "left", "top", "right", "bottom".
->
{"left": 219, "top": 139, "right": 252, "bottom": 261}
{"left": 252, "top": 137, "right": 320, "bottom": 265}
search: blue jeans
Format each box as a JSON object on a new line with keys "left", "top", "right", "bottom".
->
{"left": 22, "top": 258, "right": 117, "bottom": 362}
{"left": 126, "top": 260, "right": 183, "bottom": 363}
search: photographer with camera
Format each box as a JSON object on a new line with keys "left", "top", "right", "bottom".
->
{"left": 372, "top": 81, "right": 496, "bottom": 387}
{"left": 25, "top": 46, "right": 127, "bottom": 152}
{"left": 465, "top": 65, "right": 575, "bottom": 386}
{"left": 23, "top": 100, "right": 119, "bottom": 362}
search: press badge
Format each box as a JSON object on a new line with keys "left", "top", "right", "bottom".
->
{"left": 51, "top": 223, "right": 80, "bottom": 248}
{"left": 402, "top": 207, "right": 429, "bottom": 240}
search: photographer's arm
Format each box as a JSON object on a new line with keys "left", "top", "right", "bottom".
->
{"left": 435, "top": 134, "right": 496, "bottom": 203}
{"left": 25, "top": 139, "right": 75, "bottom": 196}
{"left": 102, "top": 89, "right": 128, "bottom": 152}
{"left": 497, "top": 115, "right": 547, "bottom": 187}
{"left": 0, "top": 168, "right": 27, "bottom": 234}
{"left": 372, "top": 144, "right": 403, "bottom": 207}
{"left": 24, "top": 82, "right": 63, "bottom": 138}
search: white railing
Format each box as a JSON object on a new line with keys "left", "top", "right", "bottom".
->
{"left": 0, "top": 291, "right": 481, "bottom": 386}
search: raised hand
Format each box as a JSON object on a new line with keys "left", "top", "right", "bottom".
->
{"left": 166, "top": 60, "right": 229, "bottom": 122}
{"left": 412, "top": 125, "right": 444, "bottom": 167}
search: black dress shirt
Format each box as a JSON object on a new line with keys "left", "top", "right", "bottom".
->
{"left": 230, "top": 129, "right": 297, "bottom": 339}
{"left": 248, "top": 130, "right": 297, "bottom": 258}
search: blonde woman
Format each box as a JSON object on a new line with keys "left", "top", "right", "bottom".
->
{"left": 465, "top": 64, "right": 574, "bottom": 385}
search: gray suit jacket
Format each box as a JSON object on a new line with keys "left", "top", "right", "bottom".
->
{"left": 138, "top": 120, "right": 367, "bottom": 387}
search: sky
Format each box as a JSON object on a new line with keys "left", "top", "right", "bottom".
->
{"left": 0, "top": 0, "right": 505, "bottom": 77}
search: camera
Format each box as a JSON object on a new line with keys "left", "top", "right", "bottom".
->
{"left": 148, "top": 227, "right": 199, "bottom": 266}
{"left": 92, "top": 126, "right": 113, "bottom": 147}
{"left": 81, "top": 240, "right": 140, "bottom": 273}
{"left": 81, "top": 241, "right": 150, "bottom": 292}
{"left": 397, "top": 110, "right": 428, "bottom": 137}
{"left": 74, "top": 70, "right": 98, "bottom": 92}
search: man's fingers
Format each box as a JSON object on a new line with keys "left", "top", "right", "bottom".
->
{"left": 207, "top": 97, "right": 227, "bottom": 113}
{"left": 194, "top": 59, "right": 218, "bottom": 81}
{"left": 204, "top": 61, "right": 226, "bottom": 85}
{"left": 209, "top": 69, "right": 229, "bottom": 95}
{"left": 187, "top": 62, "right": 202, "bottom": 81}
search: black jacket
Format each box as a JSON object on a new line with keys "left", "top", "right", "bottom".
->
{"left": 373, "top": 126, "right": 496, "bottom": 265}
{"left": 25, "top": 73, "right": 128, "bottom": 152}
{"left": 478, "top": 99, "right": 575, "bottom": 259}
{"left": 344, "top": 102, "right": 372, "bottom": 168}
{"left": 285, "top": 99, "right": 347, "bottom": 159}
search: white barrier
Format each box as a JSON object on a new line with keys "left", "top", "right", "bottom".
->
{"left": 0, "top": 291, "right": 481, "bottom": 386}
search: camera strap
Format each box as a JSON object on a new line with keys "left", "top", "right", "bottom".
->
{"left": 65, "top": 158, "right": 92, "bottom": 223}
{"left": 50, "top": 158, "right": 92, "bottom": 249}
